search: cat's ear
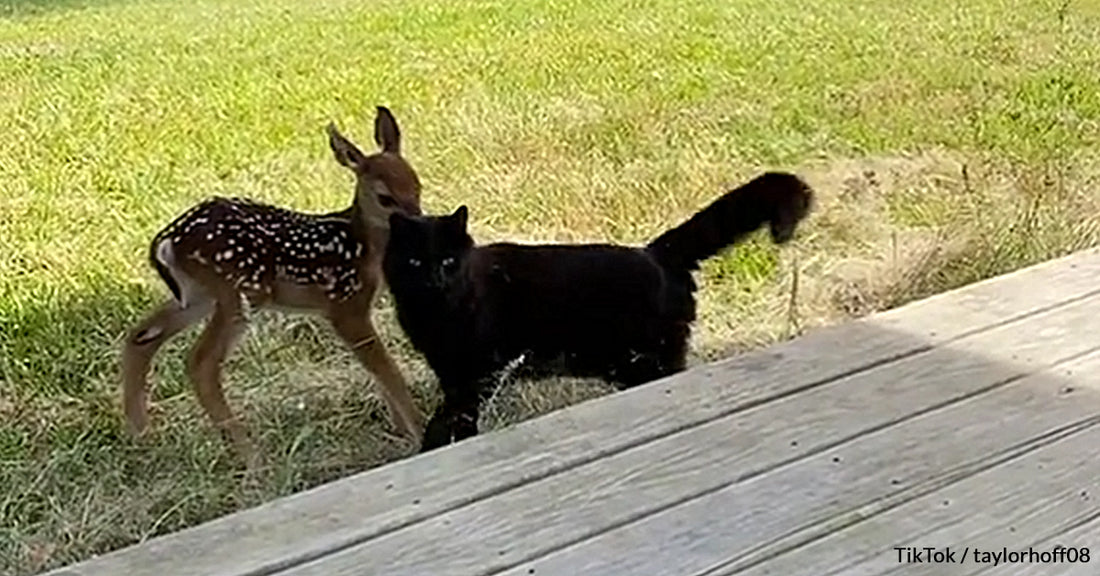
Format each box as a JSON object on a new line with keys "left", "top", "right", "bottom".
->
{"left": 450, "top": 205, "right": 468, "bottom": 231}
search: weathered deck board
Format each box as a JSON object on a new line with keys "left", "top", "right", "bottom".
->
{"left": 323, "top": 352, "right": 1100, "bottom": 576}
{"left": 494, "top": 351, "right": 1100, "bottom": 576}
{"left": 740, "top": 426, "right": 1100, "bottom": 576}
{"left": 728, "top": 362, "right": 1100, "bottom": 576}
{"left": 43, "top": 248, "right": 1100, "bottom": 576}
{"left": 989, "top": 514, "right": 1100, "bottom": 576}
{"left": 284, "top": 296, "right": 1100, "bottom": 576}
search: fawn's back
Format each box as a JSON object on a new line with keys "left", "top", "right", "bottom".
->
{"left": 152, "top": 197, "right": 370, "bottom": 310}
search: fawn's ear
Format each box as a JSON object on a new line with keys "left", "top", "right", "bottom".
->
{"left": 374, "top": 106, "right": 401, "bottom": 154}
{"left": 327, "top": 123, "right": 367, "bottom": 169}
{"left": 449, "top": 205, "right": 468, "bottom": 231}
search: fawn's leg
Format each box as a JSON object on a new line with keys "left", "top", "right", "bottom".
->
{"left": 122, "top": 297, "right": 213, "bottom": 436}
{"left": 328, "top": 311, "right": 424, "bottom": 443}
{"left": 186, "top": 294, "right": 252, "bottom": 462}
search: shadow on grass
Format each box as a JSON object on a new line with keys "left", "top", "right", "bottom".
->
{"left": 0, "top": 268, "right": 435, "bottom": 574}
{"left": 0, "top": 277, "right": 159, "bottom": 399}
{"left": 0, "top": 375, "right": 419, "bottom": 575}
{"left": 0, "top": 281, "right": 420, "bottom": 574}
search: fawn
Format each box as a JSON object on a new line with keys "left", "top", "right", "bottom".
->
{"left": 122, "top": 106, "right": 426, "bottom": 462}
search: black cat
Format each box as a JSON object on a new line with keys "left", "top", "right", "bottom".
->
{"left": 383, "top": 171, "right": 815, "bottom": 451}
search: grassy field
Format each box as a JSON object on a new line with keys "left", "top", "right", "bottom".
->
{"left": 2, "top": 0, "right": 1100, "bottom": 572}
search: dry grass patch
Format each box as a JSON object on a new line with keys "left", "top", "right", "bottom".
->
{"left": 475, "top": 149, "right": 1100, "bottom": 437}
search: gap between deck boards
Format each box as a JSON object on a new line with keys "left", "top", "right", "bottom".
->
{"left": 731, "top": 417, "right": 1100, "bottom": 576}
{"left": 493, "top": 351, "right": 1100, "bottom": 576}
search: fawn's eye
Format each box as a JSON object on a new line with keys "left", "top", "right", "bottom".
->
{"left": 441, "top": 257, "right": 455, "bottom": 268}
{"left": 378, "top": 195, "right": 397, "bottom": 208}
{"left": 408, "top": 258, "right": 421, "bottom": 267}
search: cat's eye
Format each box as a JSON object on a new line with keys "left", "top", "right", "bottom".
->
{"left": 442, "top": 257, "right": 455, "bottom": 268}
{"left": 378, "top": 195, "right": 397, "bottom": 208}
{"left": 408, "top": 258, "right": 421, "bottom": 267}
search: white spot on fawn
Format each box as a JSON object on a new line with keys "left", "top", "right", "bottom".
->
{"left": 189, "top": 251, "right": 207, "bottom": 265}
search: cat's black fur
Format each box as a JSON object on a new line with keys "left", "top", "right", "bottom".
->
{"left": 383, "top": 171, "right": 815, "bottom": 451}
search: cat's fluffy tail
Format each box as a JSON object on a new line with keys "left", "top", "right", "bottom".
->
{"left": 645, "top": 171, "right": 814, "bottom": 272}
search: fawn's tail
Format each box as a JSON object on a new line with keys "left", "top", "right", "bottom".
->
{"left": 149, "top": 234, "right": 182, "bottom": 303}
{"left": 645, "top": 171, "right": 814, "bottom": 272}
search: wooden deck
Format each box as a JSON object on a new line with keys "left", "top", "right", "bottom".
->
{"left": 46, "top": 248, "right": 1100, "bottom": 576}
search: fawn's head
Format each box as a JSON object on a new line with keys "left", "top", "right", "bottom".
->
{"left": 327, "top": 106, "right": 423, "bottom": 229}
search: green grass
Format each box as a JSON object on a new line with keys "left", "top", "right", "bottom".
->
{"left": 3, "top": 0, "right": 1100, "bottom": 572}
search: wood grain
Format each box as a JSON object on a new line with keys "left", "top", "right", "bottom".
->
{"left": 982, "top": 514, "right": 1100, "bottom": 576}
{"left": 733, "top": 391, "right": 1100, "bottom": 575}
{"left": 490, "top": 351, "right": 1100, "bottom": 576}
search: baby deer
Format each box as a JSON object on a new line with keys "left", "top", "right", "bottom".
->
{"left": 122, "top": 106, "right": 425, "bottom": 462}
